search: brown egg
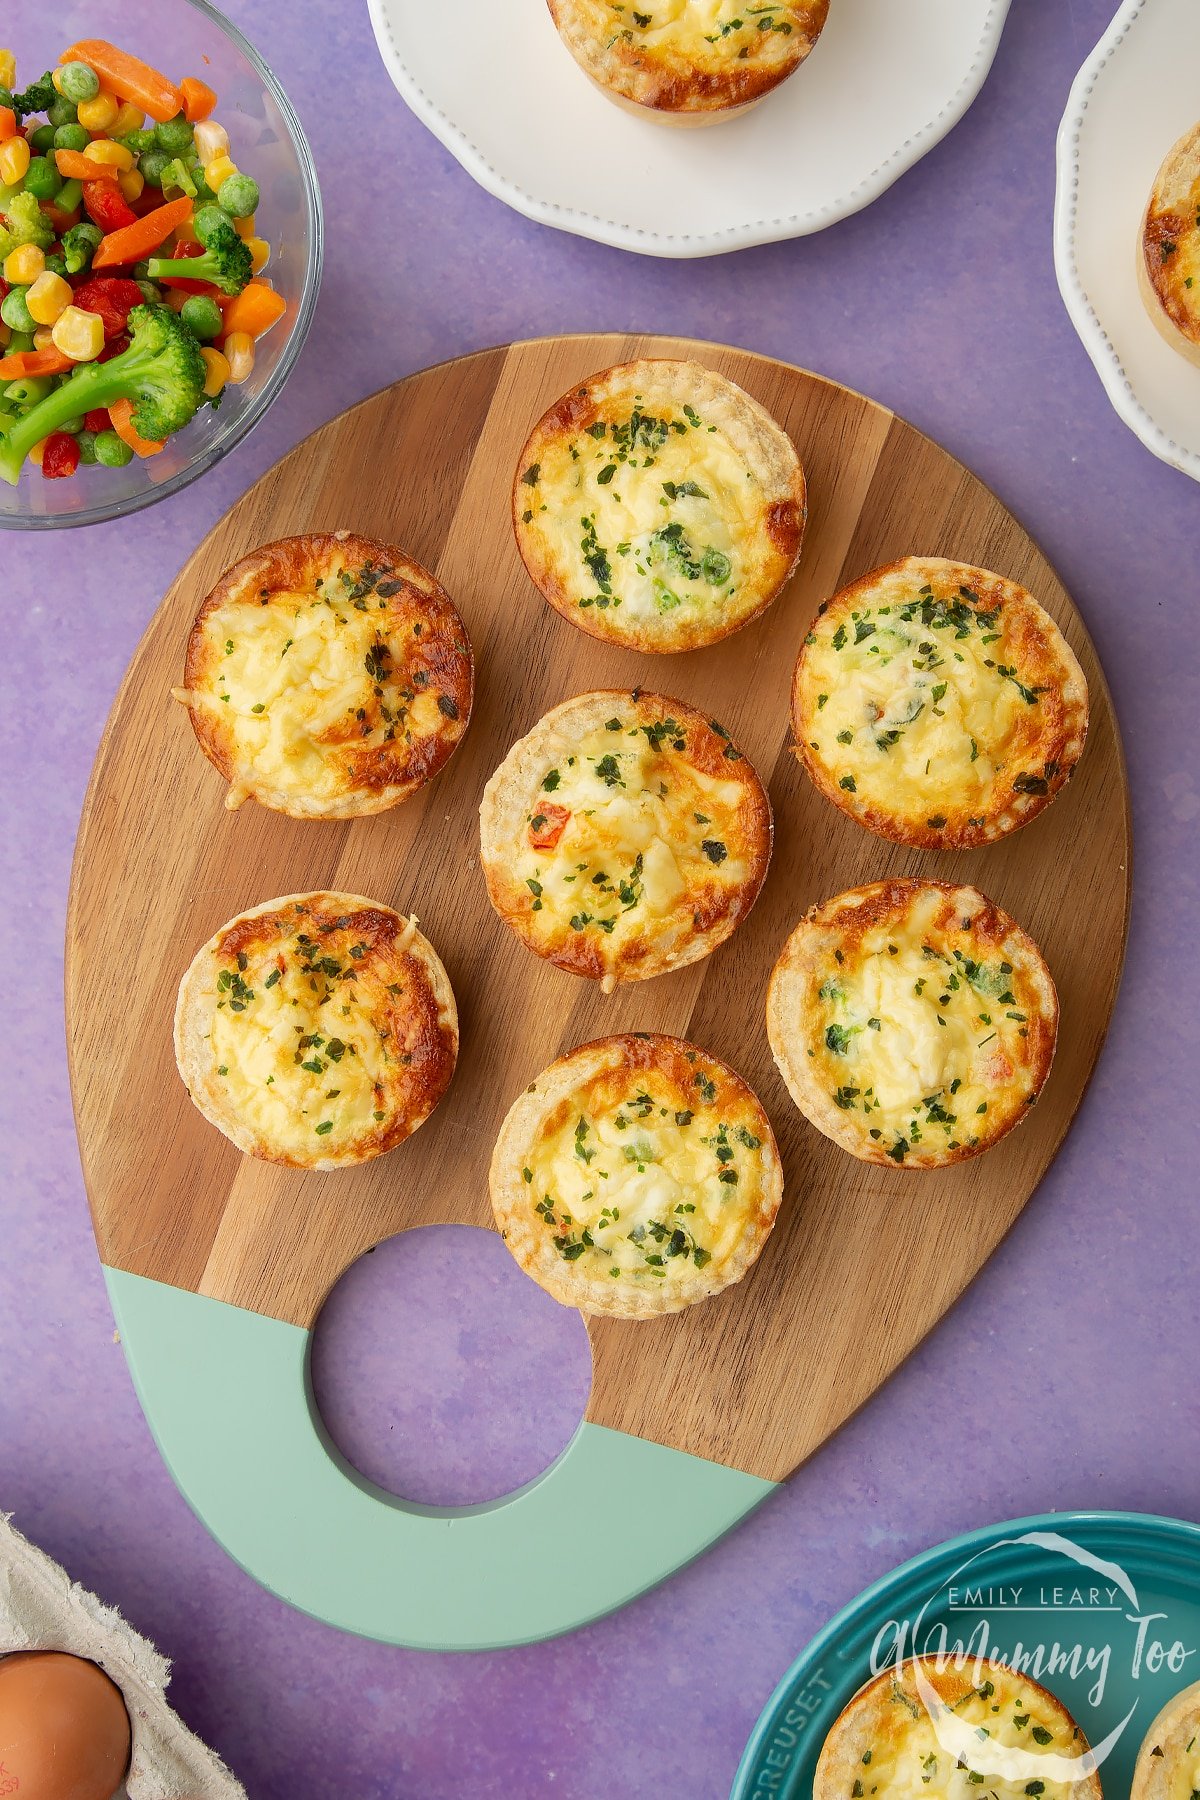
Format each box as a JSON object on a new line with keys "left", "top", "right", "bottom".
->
{"left": 0, "top": 1651, "right": 131, "bottom": 1800}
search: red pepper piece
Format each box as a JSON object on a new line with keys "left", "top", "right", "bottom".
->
{"left": 82, "top": 180, "right": 138, "bottom": 235}
{"left": 42, "top": 432, "right": 81, "bottom": 479}
{"left": 84, "top": 408, "right": 111, "bottom": 432}
{"left": 96, "top": 331, "right": 129, "bottom": 364}
{"left": 71, "top": 276, "right": 144, "bottom": 339}
{"left": 529, "top": 804, "right": 571, "bottom": 851}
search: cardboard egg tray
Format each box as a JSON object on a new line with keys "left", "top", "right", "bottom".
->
{"left": 0, "top": 1514, "right": 245, "bottom": 1800}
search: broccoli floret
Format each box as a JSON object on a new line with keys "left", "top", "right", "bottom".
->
{"left": 0, "top": 305, "right": 206, "bottom": 485}
{"left": 61, "top": 221, "right": 104, "bottom": 275}
{"left": 144, "top": 219, "right": 252, "bottom": 297}
{"left": 0, "top": 192, "right": 54, "bottom": 260}
{"left": 11, "top": 71, "right": 57, "bottom": 119}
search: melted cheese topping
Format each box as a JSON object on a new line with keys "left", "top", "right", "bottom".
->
{"left": 842, "top": 1670, "right": 1089, "bottom": 1799}
{"left": 521, "top": 399, "right": 763, "bottom": 635}
{"left": 524, "top": 1055, "right": 768, "bottom": 1292}
{"left": 1147, "top": 159, "right": 1200, "bottom": 337}
{"left": 572, "top": 0, "right": 809, "bottom": 72}
{"left": 514, "top": 713, "right": 754, "bottom": 956}
{"left": 807, "top": 889, "right": 1041, "bottom": 1162}
{"left": 187, "top": 555, "right": 468, "bottom": 807}
{"left": 201, "top": 904, "right": 433, "bottom": 1162}
{"left": 798, "top": 573, "right": 1054, "bottom": 829}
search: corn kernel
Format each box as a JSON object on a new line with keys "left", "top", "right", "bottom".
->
{"left": 0, "top": 134, "right": 30, "bottom": 184}
{"left": 51, "top": 305, "right": 105, "bottom": 361}
{"left": 32, "top": 326, "right": 54, "bottom": 350}
{"left": 204, "top": 152, "right": 237, "bottom": 191}
{"left": 28, "top": 437, "right": 49, "bottom": 467}
{"left": 233, "top": 211, "right": 256, "bottom": 241}
{"left": 112, "top": 100, "right": 144, "bottom": 137}
{"left": 26, "top": 271, "right": 73, "bottom": 325}
{"left": 0, "top": 52, "right": 16, "bottom": 91}
{"left": 85, "top": 137, "right": 134, "bottom": 171}
{"left": 118, "top": 168, "right": 145, "bottom": 203}
{"left": 3, "top": 243, "right": 45, "bottom": 285}
{"left": 224, "top": 331, "right": 254, "bottom": 384}
{"left": 52, "top": 66, "right": 68, "bottom": 95}
{"left": 247, "top": 237, "right": 270, "bottom": 275}
{"left": 77, "top": 90, "right": 120, "bottom": 132}
{"left": 200, "top": 345, "right": 229, "bottom": 397}
{"left": 193, "top": 119, "right": 228, "bottom": 164}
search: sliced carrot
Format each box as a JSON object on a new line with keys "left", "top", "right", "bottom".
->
{"left": 55, "top": 148, "right": 119, "bottom": 182}
{"left": 218, "top": 281, "right": 286, "bottom": 340}
{"left": 91, "top": 196, "right": 193, "bottom": 270}
{"left": 179, "top": 76, "right": 217, "bottom": 123}
{"left": 0, "top": 346, "right": 75, "bottom": 380}
{"left": 0, "top": 107, "right": 15, "bottom": 143}
{"left": 59, "top": 39, "right": 183, "bottom": 124}
{"left": 109, "top": 397, "right": 165, "bottom": 457}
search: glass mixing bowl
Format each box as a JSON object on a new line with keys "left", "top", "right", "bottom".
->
{"left": 0, "top": 0, "right": 322, "bottom": 529}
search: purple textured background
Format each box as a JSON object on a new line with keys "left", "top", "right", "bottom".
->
{"left": 2, "top": 2, "right": 1199, "bottom": 1796}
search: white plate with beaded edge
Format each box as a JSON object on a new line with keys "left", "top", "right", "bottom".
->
{"left": 1055, "top": 0, "right": 1200, "bottom": 484}
{"left": 368, "top": 0, "right": 1011, "bottom": 259}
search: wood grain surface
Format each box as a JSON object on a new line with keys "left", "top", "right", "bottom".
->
{"left": 65, "top": 335, "right": 1131, "bottom": 1484}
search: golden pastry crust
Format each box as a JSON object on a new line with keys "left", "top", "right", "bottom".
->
{"left": 546, "top": 0, "right": 830, "bottom": 120}
{"left": 1131, "top": 1679, "right": 1200, "bottom": 1800}
{"left": 479, "top": 689, "right": 772, "bottom": 990}
{"left": 1140, "top": 122, "right": 1200, "bottom": 367}
{"left": 766, "top": 879, "right": 1058, "bottom": 1169}
{"left": 815, "top": 1659, "right": 1103, "bottom": 1800}
{"left": 174, "top": 892, "right": 458, "bottom": 1170}
{"left": 791, "top": 558, "right": 1089, "bottom": 849}
{"left": 513, "top": 360, "right": 805, "bottom": 653}
{"left": 176, "top": 531, "right": 473, "bottom": 818}
{"left": 490, "top": 1033, "right": 783, "bottom": 1317}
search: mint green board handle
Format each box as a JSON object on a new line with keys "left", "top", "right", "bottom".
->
{"left": 106, "top": 1267, "right": 775, "bottom": 1650}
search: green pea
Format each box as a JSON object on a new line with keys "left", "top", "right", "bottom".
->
{"left": 0, "top": 289, "right": 35, "bottom": 335}
{"left": 47, "top": 97, "right": 78, "bottom": 128}
{"left": 94, "top": 430, "right": 134, "bottom": 468}
{"left": 58, "top": 61, "right": 101, "bottom": 104}
{"left": 192, "top": 203, "right": 228, "bottom": 246}
{"left": 122, "top": 127, "right": 157, "bottom": 157}
{"left": 136, "top": 279, "right": 163, "bottom": 305}
{"left": 180, "top": 294, "right": 223, "bottom": 341}
{"left": 154, "top": 112, "right": 195, "bottom": 154}
{"left": 0, "top": 86, "right": 13, "bottom": 112}
{"left": 56, "top": 177, "right": 83, "bottom": 214}
{"left": 191, "top": 175, "right": 217, "bottom": 206}
{"left": 76, "top": 428, "right": 98, "bottom": 464}
{"left": 56, "top": 414, "right": 87, "bottom": 435}
{"left": 3, "top": 330, "right": 34, "bottom": 356}
{"left": 29, "top": 123, "right": 57, "bottom": 153}
{"left": 217, "top": 172, "right": 259, "bottom": 219}
{"left": 23, "top": 156, "right": 63, "bottom": 201}
{"left": 139, "top": 148, "right": 170, "bottom": 190}
{"left": 53, "top": 122, "right": 91, "bottom": 152}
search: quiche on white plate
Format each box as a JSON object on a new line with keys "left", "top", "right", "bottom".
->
{"left": 514, "top": 360, "right": 805, "bottom": 652}
{"left": 791, "top": 558, "right": 1088, "bottom": 849}
{"left": 1131, "top": 1679, "right": 1200, "bottom": 1800}
{"left": 479, "top": 689, "right": 772, "bottom": 991}
{"left": 1139, "top": 122, "right": 1200, "bottom": 368}
{"left": 490, "top": 1033, "right": 783, "bottom": 1317}
{"left": 815, "top": 1658, "right": 1103, "bottom": 1800}
{"left": 546, "top": 0, "right": 831, "bottom": 125}
{"left": 174, "top": 892, "right": 458, "bottom": 1170}
{"left": 174, "top": 531, "right": 473, "bottom": 818}
{"left": 766, "top": 879, "right": 1058, "bottom": 1169}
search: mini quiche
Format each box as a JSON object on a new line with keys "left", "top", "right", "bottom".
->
{"left": 766, "top": 879, "right": 1058, "bottom": 1169}
{"left": 174, "top": 532, "right": 473, "bottom": 818}
{"left": 1131, "top": 1680, "right": 1200, "bottom": 1800}
{"left": 513, "top": 360, "right": 805, "bottom": 653}
{"left": 546, "top": 0, "right": 830, "bottom": 125}
{"left": 479, "top": 689, "right": 771, "bottom": 990}
{"left": 791, "top": 558, "right": 1088, "bottom": 849}
{"left": 174, "top": 892, "right": 458, "bottom": 1170}
{"left": 814, "top": 1658, "right": 1102, "bottom": 1800}
{"left": 490, "top": 1034, "right": 783, "bottom": 1317}
{"left": 1140, "top": 123, "right": 1200, "bottom": 367}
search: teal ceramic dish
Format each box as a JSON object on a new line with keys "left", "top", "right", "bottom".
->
{"left": 732, "top": 1511, "right": 1200, "bottom": 1799}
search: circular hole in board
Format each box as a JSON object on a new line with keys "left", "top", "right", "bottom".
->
{"left": 309, "top": 1224, "right": 593, "bottom": 1507}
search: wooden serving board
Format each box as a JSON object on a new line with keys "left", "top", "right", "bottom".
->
{"left": 66, "top": 336, "right": 1130, "bottom": 1647}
